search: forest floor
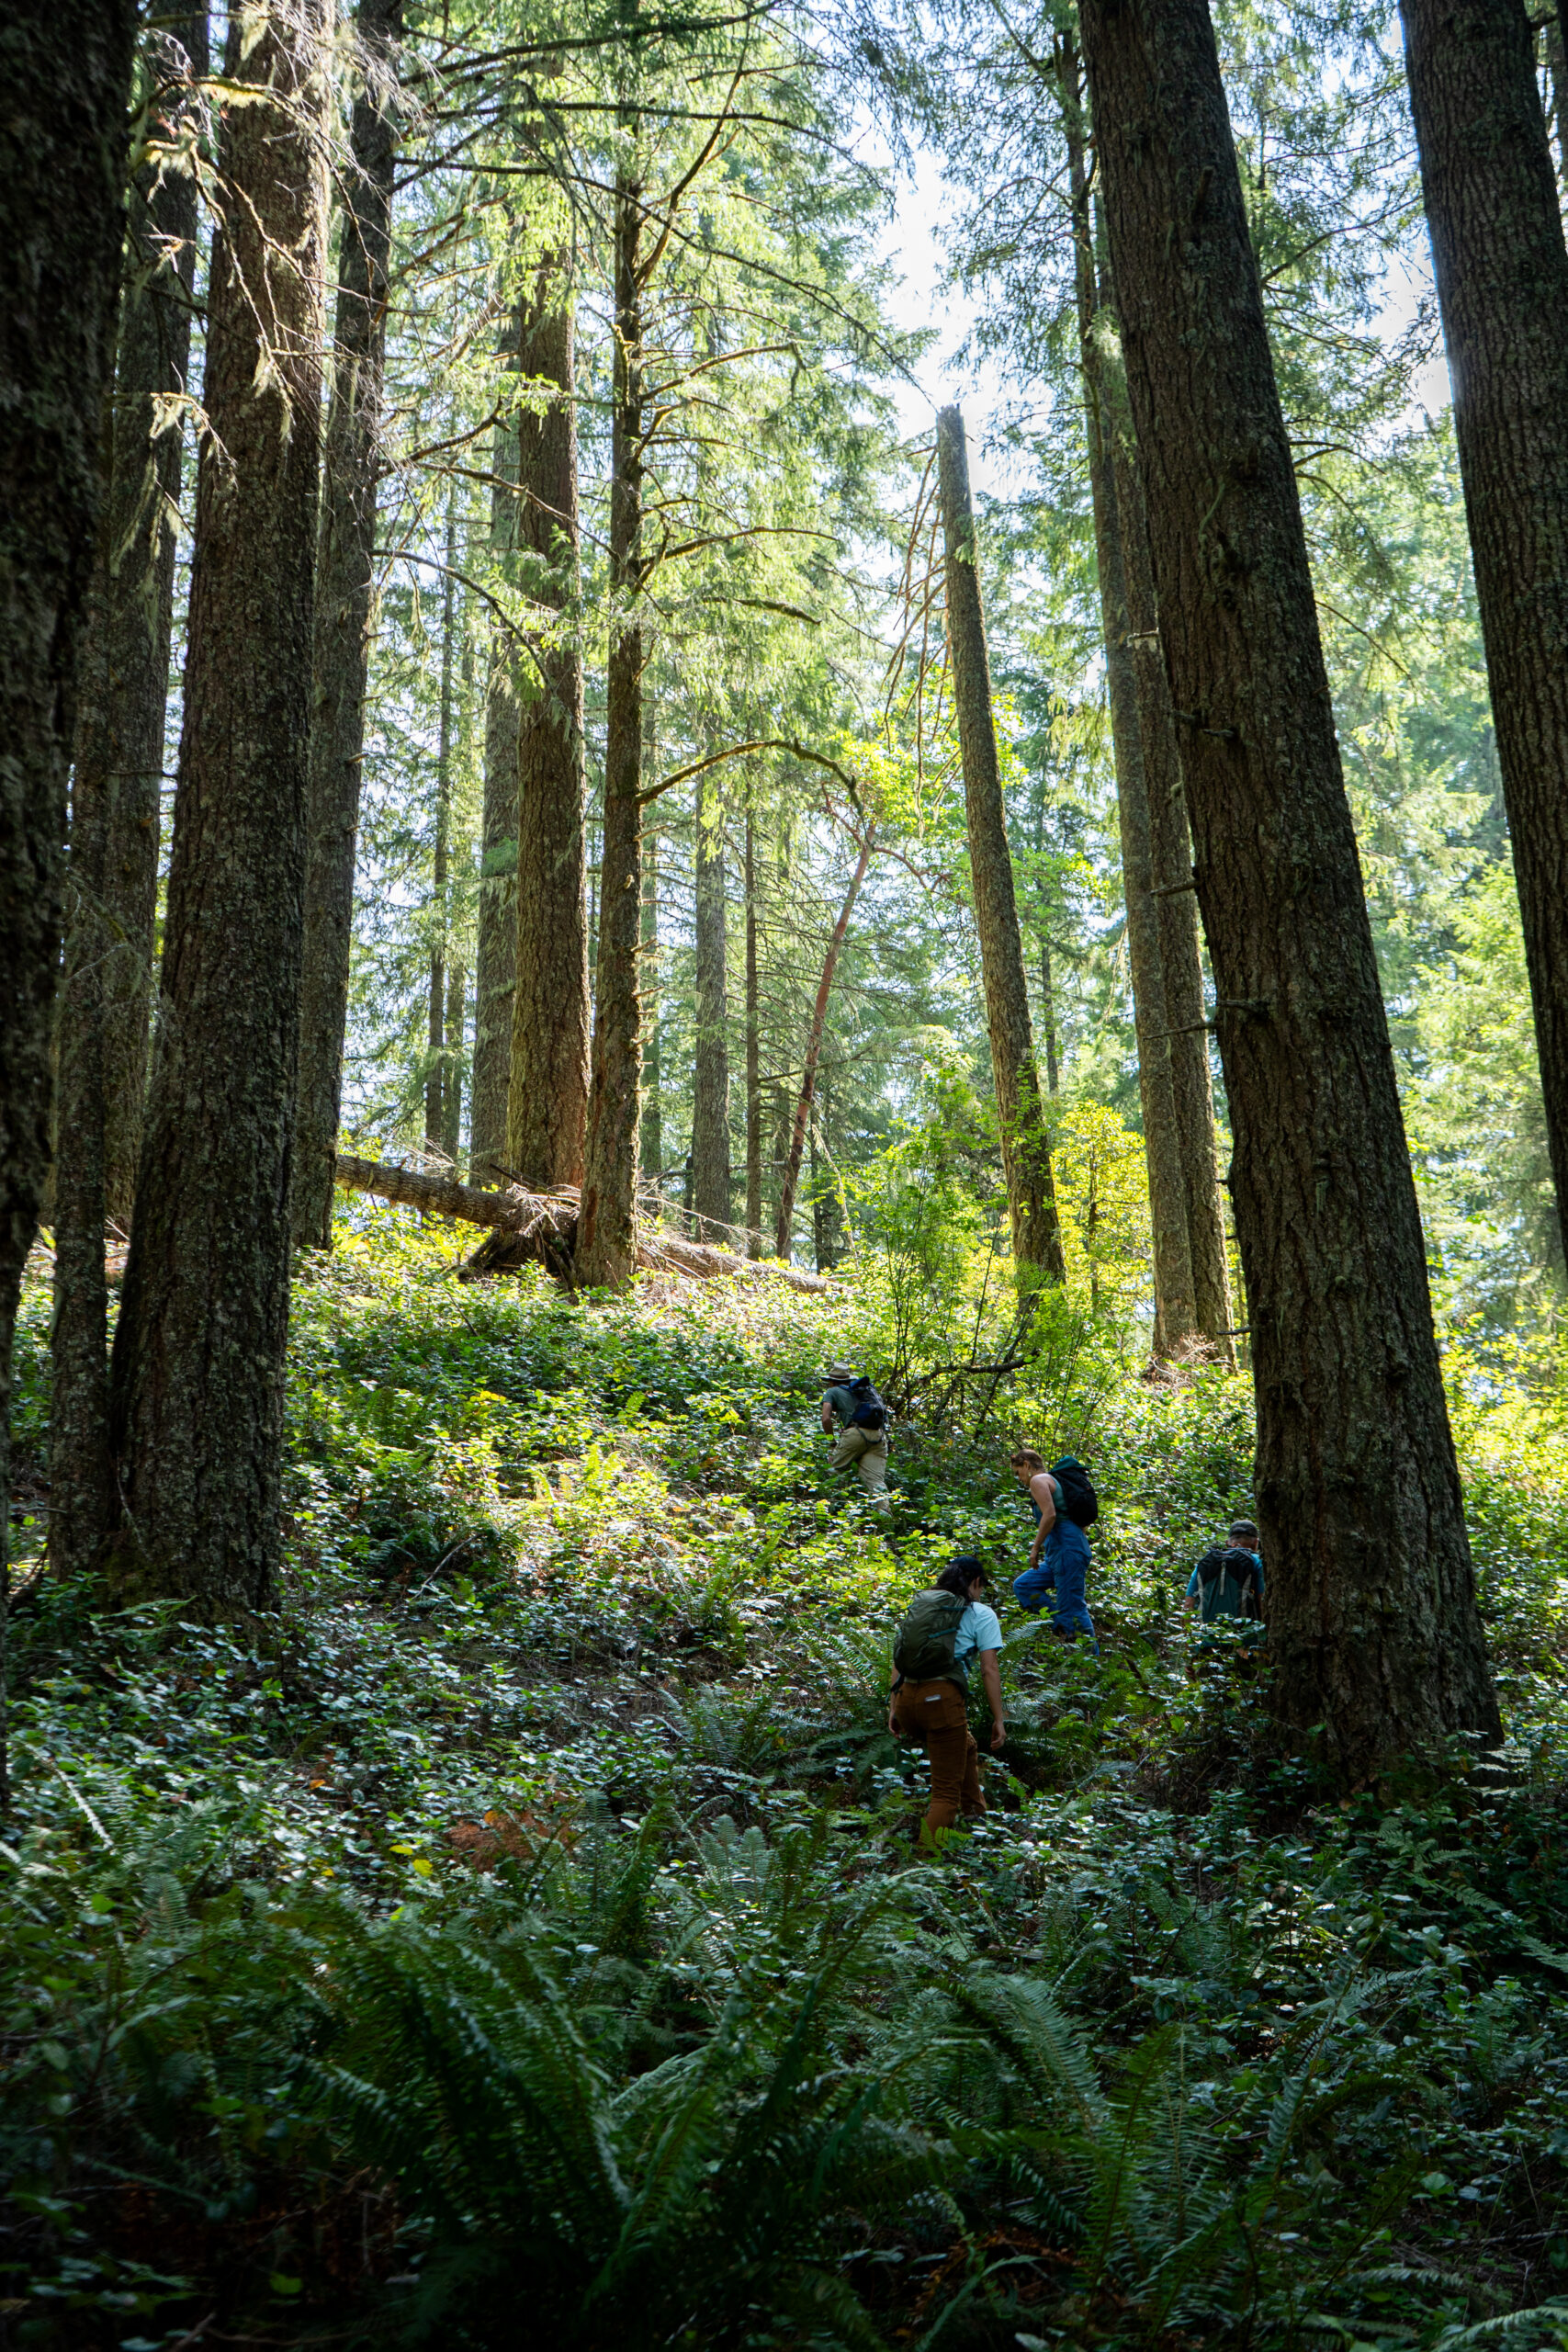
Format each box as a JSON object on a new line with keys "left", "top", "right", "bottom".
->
{"left": 5, "top": 1211, "right": 1568, "bottom": 2351}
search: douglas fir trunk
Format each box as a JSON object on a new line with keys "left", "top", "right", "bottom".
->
{"left": 1399, "top": 0, "right": 1568, "bottom": 1264}
{"left": 1081, "top": 0, "right": 1500, "bottom": 1775}
{"left": 73, "top": 11, "right": 208, "bottom": 1231}
{"left": 575, "top": 173, "right": 646, "bottom": 1290}
{"left": 1, "top": 0, "right": 136, "bottom": 1791}
{"left": 53, "top": 11, "right": 209, "bottom": 1577}
{"left": 1093, "top": 244, "right": 1235, "bottom": 1359}
{"left": 293, "top": 0, "right": 402, "bottom": 1246}
{"left": 470, "top": 301, "right": 523, "bottom": 1183}
{"left": 507, "top": 270, "right": 592, "bottom": 1190}
{"left": 1064, "top": 112, "right": 1197, "bottom": 1351}
{"left": 691, "top": 765, "right": 731, "bottom": 1238}
{"left": 110, "top": 0, "right": 330, "bottom": 1611}
{"left": 936, "top": 405, "right": 1066, "bottom": 1284}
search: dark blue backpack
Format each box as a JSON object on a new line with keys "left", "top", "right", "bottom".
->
{"left": 848, "top": 1375, "right": 887, "bottom": 1433}
{"left": 1052, "top": 1456, "right": 1099, "bottom": 1528}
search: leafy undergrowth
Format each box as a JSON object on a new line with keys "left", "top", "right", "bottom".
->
{"left": 6, "top": 1212, "right": 1568, "bottom": 2350}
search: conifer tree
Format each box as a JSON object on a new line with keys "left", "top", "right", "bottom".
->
{"left": 1399, "top": 0, "right": 1568, "bottom": 1264}
{"left": 110, "top": 0, "right": 331, "bottom": 1609}
{"left": 2, "top": 0, "right": 137, "bottom": 1690}
{"left": 936, "top": 404, "right": 1066, "bottom": 1285}
{"left": 294, "top": 0, "right": 403, "bottom": 1247}
{"left": 1081, "top": 0, "right": 1500, "bottom": 1774}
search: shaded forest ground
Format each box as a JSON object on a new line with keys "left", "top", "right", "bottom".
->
{"left": 4, "top": 1213, "right": 1568, "bottom": 2350}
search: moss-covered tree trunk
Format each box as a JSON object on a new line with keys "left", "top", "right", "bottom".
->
{"left": 1082, "top": 0, "right": 1500, "bottom": 1776}
{"left": 508, "top": 270, "right": 591, "bottom": 1191}
{"left": 745, "top": 806, "right": 763, "bottom": 1259}
{"left": 935, "top": 405, "right": 1066, "bottom": 1286}
{"left": 109, "top": 0, "right": 329, "bottom": 1612}
{"left": 426, "top": 508, "right": 457, "bottom": 1153}
{"left": 691, "top": 766, "right": 731, "bottom": 1238}
{"left": 1400, "top": 0, "right": 1568, "bottom": 1266}
{"left": 470, "top": 304, "right": 522, "bottom": 1185}
{"left": 1, "top": 0, "right": 137, "bottom": 1784}
{"left": 576, "top": 171, "right": 645, "bottom": 1291}
{"left": 292, "top": 0, "right": 401, "bottom": 1247}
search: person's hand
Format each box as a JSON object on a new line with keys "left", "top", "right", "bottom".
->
{"left": 990, "top": 1717, "right": 1006, "bottom": 1751}
{"left": 887, "top": 1708, "right": 900, "bottom": 1737}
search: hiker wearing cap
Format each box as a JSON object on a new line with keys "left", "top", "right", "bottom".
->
{"left": 888, "top": 1556, "right": 1005, "bottom": 1843}
{"left": 1184, "top": 1519, "right": 1265, "bottom": 1657}
{"left": 1010, "top": 1447, "right": 1100, "bottom": 1653}
{"left": 821, "top": 1362, "right": 891, "bottom": 1510}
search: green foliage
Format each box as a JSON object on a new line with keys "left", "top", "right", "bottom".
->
{"left": 8, "top": 1219, "right": 1568, "bottom": 2346}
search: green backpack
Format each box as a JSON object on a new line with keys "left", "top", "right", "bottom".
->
{"left": 893, "top": 1590, "right": 968, "bottom": 1686}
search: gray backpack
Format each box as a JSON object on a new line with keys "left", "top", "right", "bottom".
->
{"left": 893, "top": 1590, "right": 967, "bottom": 1685}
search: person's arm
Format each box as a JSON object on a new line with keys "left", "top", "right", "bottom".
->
{"left": 979, "top": 1649, "right": 1005, "bottom": 1748}
{"left": 821, "top": 1395, "right": 836, "bottom": 1434}
{"left": 888, "top": 1658, "right": 900, "bottom": 1735}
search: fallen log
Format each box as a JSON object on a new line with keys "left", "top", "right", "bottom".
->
{"left": 332, "top": 1153, "right": 829, "bottom": 1294}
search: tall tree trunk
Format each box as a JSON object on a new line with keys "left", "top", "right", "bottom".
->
{"left": 1082, "top": 0, "right": 1500, "bottom": 1774}
{"left": 1063, "top": 105, "right": 1197, "bottom": 1351}
{"left": 508, "top": 264, "right": 591, "bottom": 1189}
{"left": 745, "top": 805, "right": 763, "bottom": 1257}
{"left": 774, "top": 834, "right": 872, "bottom": 1259}
{"left": 81, "top": 13, "right": 209, "bottom": 1233}
{"left": 811, "top": 1083, "right": 847, "bottom": 1272}
{"left": 470, "top": 304, "right": 523, "bottom": 1184}
{"left": 426, "top": 506, "right": 457, "bottom": 1152}
{"left": 937, "top": 405, "right": 1066, "bottom": 1287}
{"left": 691, "top": 766, "right": 731, "bottom": 1238}
{"left": 575, "top": 170, "right": 645, "bottom": 1291}
{"left": 53, "top": 12, "right": 208, "bottom": 1580}
{"left": 639, "top": 814, "right": 662, "bottom": 1204}
{"left": 292, "top": 0, "right": 401, "bottom": 1247}
{"left": 442, "top": 956, "right": 465, "bottom": 1159}
{"left": 1400, "top": 0, "right": 1568, "bottom": 1266}
{"left": 1032, "top": 783, "right": 1062, "bottom": 1093}
{"left": 1, "top": 0, "right": 137, "bottom": 1795}
{"left": 1094, "top": 230, "right": 1235, "bottom": 1360}
{"left": 109, "top": 0, "right": 330, "bottom": 1611}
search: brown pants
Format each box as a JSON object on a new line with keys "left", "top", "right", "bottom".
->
{"left": 894, "top": 1678, "right": 984, "bottom": 1840}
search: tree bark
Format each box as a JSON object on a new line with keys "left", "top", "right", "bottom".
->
{"left": 1546, "top": 19, "right": 1568, "bottom": 199}
{"left": 1, "top": 0, "right": 137, "bottom": 1792}
{"left": 292, "top": 0, "right": 401, "bottom": 1247}
{"left": 1061, "top": 108, "right": 1198, "bottom": 1351}
{"left": 1399, "top": 0, "right": 1568, "bottom": 1267}
{"left": 1081, "top": 0, "right": 1500, "bottom": 1774}
{"left": 745, "top": 805, "right": 763, "bottom": 1257}
{"left": 507, "top": 265, "right": 591, "bottom": 1190}
{"left": 109, "top": 0, "right": 330, "bottom": 1612}
{"left": 774, "top": 833, "right": 872, "bottom": 1259}
{"left": 575, "top": 170, "right": 646, "bottom": 1291}
{"left": 426, "top": 502, "right": 457, "bottom": 1153}
{"left": 53, "top": 16, "right": 208, "bottom": 1580}
{"left": 936, "top": 406, "right": 1066, "bottom": 1287}
{"left": 1094, "top": 232, "right": 1235, "bottom": 1360}
{"left": 1032, "top": 782, "right": 1062, "bottom": 1093}
{"left": 691, "top": 765, "right": 731, "bottom": 1238}
{"left": 639, "top": 790, "right": 663, "bottom": 1198}
{"left": 470, "top": 303, "right": 523, "bottom": 1184}
{"left": 73, "top": 13, "right": 208, "bottom": 1233}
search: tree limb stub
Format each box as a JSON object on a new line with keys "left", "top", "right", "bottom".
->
{"left": 332, "top": 1153, "right": 829, "bottom": 1292}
